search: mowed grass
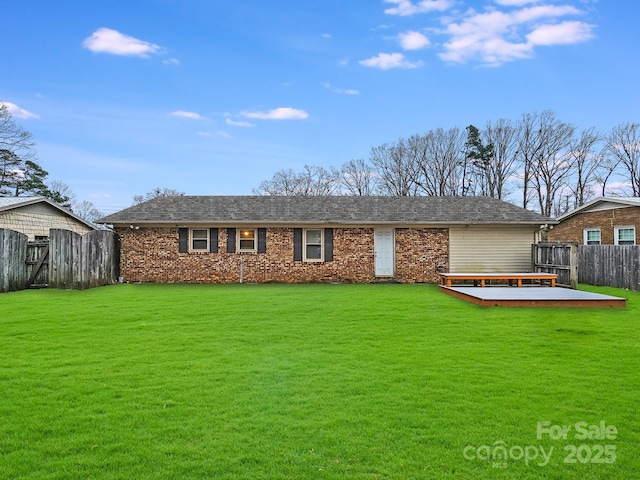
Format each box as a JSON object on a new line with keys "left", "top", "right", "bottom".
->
{"left": 0, "top": 283, "right": 639, "bottom": 480}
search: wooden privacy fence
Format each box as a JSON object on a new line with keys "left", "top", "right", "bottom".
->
{"left": 579, "top": 245, "right": 640, "bottom": 292}
{"left": 0, "top": 228, "right": 28, "bottom": 293}
{"left": 0, "top": 228, "right": 119, "bottom": 293}
{"left": 533, "top": 243, "right": 579, "bottom": 289}
{"left": 49, "top": 229, "right": 119, "bottom": 289}
{"left": 534, "top": 242, "right": 640, "bottom": 292}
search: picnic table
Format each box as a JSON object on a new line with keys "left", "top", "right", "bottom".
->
{"left": 439, "top": 272, "right": 557, "bottom": 288}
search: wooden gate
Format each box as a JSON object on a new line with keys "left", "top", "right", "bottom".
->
{"left": 26, "top": 240, "right": 50, "bottom": 288}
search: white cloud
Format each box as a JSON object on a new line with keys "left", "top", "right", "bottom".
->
{"left": 171, "top": 110, "right": 206, "bottom": 120}
{"left": 359, "top": 52, "right": 422, "bottom": 70}
{"left": 398, "top": 30, "right": 431, "bottom": 50}
{"left": 527, "top": 20, "right": 595, "bottom": 45}
{"left": 495, "top": 0, "right": 540, "bottom": 5}
{"left": 198, "top": 130, "right": 232, "bottom": 139}
{"left": 163, "top": 58, "right": 180, "bottom": 66}
{"left": 324, "top": 83, "right": 360, "bottom": 95}
{"left": 513, "top": 5, "right": 582, "bottom": 23}
{"left": 384, "top": 0, "right": 453, "bottom": 16}
{"left": 438, "top": 3, "right": 595, "bottom": 65}
{"left": 2, "top": 101, "right": 40, "bottom": 119}
{"left": 226, "top": 118, "right": 256, "bottom": 127}
{"left": 83, "top": 28, "right": 163, "bottom": 57}
{"left": 240, "top": 107, "right": 309, "bottom": 120}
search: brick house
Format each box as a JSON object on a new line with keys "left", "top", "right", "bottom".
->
{"left": 548, "top": 197, "right": 640, "bottom": 245}
{"left": 98, "top": 196, "right": 553, "bottom": 284}
{"left": 0, "top": 196, "right": 96, "bottom": 241}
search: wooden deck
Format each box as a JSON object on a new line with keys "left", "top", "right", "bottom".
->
{"left": 440, "top": 286, "right": 626, "bottom": 308}
{"left": 439, "top": 272, "right": 557, "bottom": 288}
{"left": 438, "top": 271, "right": 626, "bottom": 307}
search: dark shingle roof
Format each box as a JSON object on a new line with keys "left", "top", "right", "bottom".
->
{"left": 98, "top": 196, "right": 554, "bottom": 226}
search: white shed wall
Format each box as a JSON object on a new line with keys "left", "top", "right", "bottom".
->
{"left": 0, "top": 209, "right": 93, "bottom": 240}
{"left": 449, "top": 225, "right": 538, "bottom": 272}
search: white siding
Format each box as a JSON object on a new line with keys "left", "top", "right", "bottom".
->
{"left": 449, "top": 225, "right": 537, "bottom": 272}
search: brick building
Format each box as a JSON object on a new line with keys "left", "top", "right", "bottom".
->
{"left": 99, "top": 196, "right": 553, "bottom": 284}
{"left": 548, "top": 197, "right": 640, "bottom": 245}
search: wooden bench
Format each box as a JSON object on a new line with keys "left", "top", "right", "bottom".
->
{"left": 439, "top": 272, "right": 557, "bottom": 288}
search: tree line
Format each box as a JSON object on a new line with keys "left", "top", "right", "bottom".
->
{"left": 253, "top": 110, "right": 640, "bottom": 217}
{"left": 4, "top": 100, "right": 640, "bottom": 220}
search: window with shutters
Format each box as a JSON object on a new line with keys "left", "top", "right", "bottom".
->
{"left": 238, "top": 228, "right": 257, "bottom": 252}
{"left": 294, "top": 228, "right": 332, "bottom": 262}
{"left": 304, "top": 229, "right": 323, "bottom": 261}
{"left": 191, "top": 229, "right": 209, "bottom": 251}
{"left": 180, "top": 228, "right": 218, "bottom": 253}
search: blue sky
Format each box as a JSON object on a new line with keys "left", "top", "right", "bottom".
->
{"left": 2, "top": 0, "right": 637, "bottom": 213}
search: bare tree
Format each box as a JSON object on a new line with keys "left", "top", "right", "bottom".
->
{"left": 606, "top": 122, "right": 640, "bottom": 196}
{"left": 253, "top": 169, "right": 300, "bottom": 196}
{"left": 533, "top": 116, "right": 575, "bottom": 217}
{"left": 298, "top": 165, "right": 340, "bottom": 195}
{"left": 516, "top": 112, "right": 546, "bottom": 210}
{"left": 253, "top": 165, "right": 339, "bottom": 196}
{"left": 369, "top": 140, "right": 419, "bottom": 196}
{"left": 1, "top": 103, "right": 38, "bottom": 196}
{"left": 481, "top": 118, "right": 519, "bottom": 200}
{"left": 0, "top": 103, "right": 36, "bottom": 161}
{"left": 515, "top": 110, "right": 575, "bottom": 216}
{"left": 73, "top": 200, "right": 104, "bottom": 223}
{"left": 595, "top": 153, "right": 623, "bottom": 197}
{"left": 415, "top": 128, "right": 466, "bottom": 196}
{"left": 565, "top": 127, "right": 605, "bottom": 208}
{"left": 340, "top": 158, "right": 376, "bottom": 196}
{"left": 133, "top": 187, "right": 185, "bottom": 205}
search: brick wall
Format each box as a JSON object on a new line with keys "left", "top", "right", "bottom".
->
{"left": 117, "top": 226, "right": 449, "bottom": 284}
{"left": 395, "top": 228, "right": 449, "bottom": 283}
{"left": 548, "top": 206, "right": 640, "bottom": 244}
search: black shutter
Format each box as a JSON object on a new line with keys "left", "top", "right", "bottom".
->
{"left": 209, "top": 228, "right": 218, "bottom": 253}
{"left": 293, "top": 228, "right": 302, "bottom": 261}
{"left": 324, "top": 228, "right": 333, "bottom": 262}
{"left": 178, "top": 228, "right": 188, "bottom": 253}
{"left": 226, "top": 228, "right": 236, "bottom": 253}
{"left": 258, "top": 228, "right": 267, "bottom": 253}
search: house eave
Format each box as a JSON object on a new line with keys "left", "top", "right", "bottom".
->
{"left": 105, "top": 220, "right": 556, "bottom": 228}
{"left": 556, "top": 197, "right": 640, "bottom": 222}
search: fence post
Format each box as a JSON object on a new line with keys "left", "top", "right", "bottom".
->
{"left": 569, "top": 243, "right": 578, "bottom": 290}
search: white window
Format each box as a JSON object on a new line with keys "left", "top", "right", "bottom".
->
{"left": 191, "top": 229, "right": 209, "bottom": 251}
{"left": 238, "top": 229, "right": 257, "bottom": 252}
{"left": 614, "top": 226, "right": 636, "bottom": 245}
{"left": 583, "top": 229, "right": 601, "bottom": 245}
{"left": 304, "top": 229, "right": 323, "bottom": 261}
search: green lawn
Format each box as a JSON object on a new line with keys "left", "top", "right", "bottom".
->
{"left": 0, "top": 283, "right": 638, "bottom": 479}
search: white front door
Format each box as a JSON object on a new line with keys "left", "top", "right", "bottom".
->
{"left": 375, "top": 228, "right": 395, "bottom": 277}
